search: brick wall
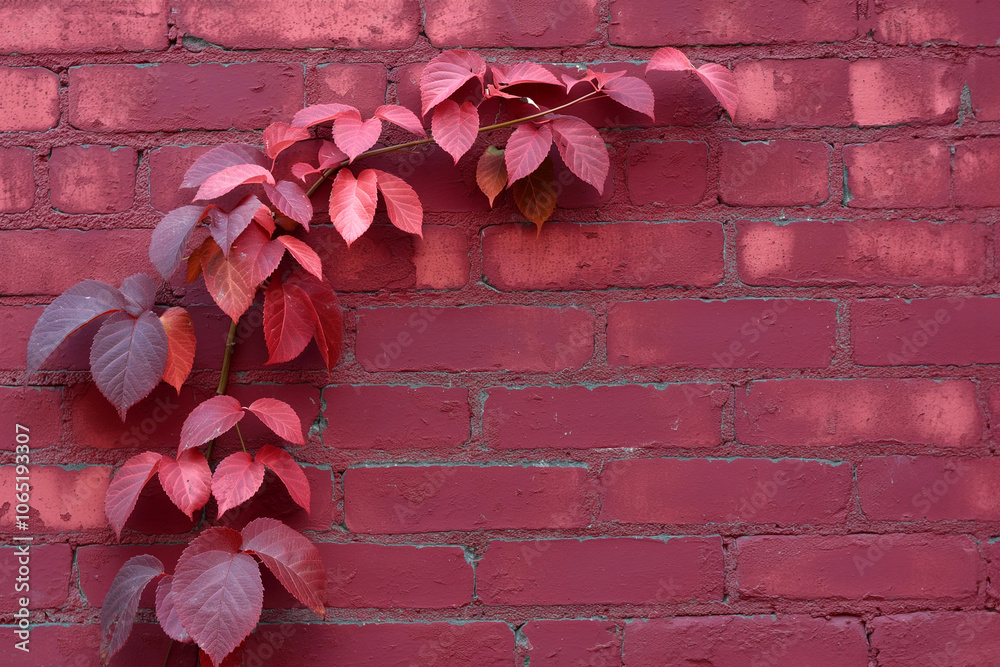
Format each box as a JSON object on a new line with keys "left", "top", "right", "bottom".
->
{"left": 1, "top": 1, "right": 998, "bottom": 665}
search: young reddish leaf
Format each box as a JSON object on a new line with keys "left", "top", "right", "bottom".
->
{"left": 90, "top": 312, "right": 169, "bottom": 420}
{"left": 291, "top": 162, "right": 318, "bottom": 181}
{"left": 119, "top": 274, "right": 156, "bottom": 317}
{"left": 241, "top": 518, "right": 325, "bottom": 615}
{"left": 333, "top": 111, "right": 382, "bottom": 162}
{"left": 158, "top": 449, "right": 212, "bottom": 519}
{"left": 247, "top": 398, "right": 305, "bottom": 444}
{"left": 505, "top": 123, "right": 553, "bottom": 183}
{"left": 172, "top": 548, "right": 263, "bottom": 667}
{"left": 185, "top": 239, "right": 212, "bottom": 284}
{"left": 276, "top": 237, "right": 322, "bottom": 280}
{"left": 512, "top": 157, "right": 557, "bottom": 232}
{"left": 694, "top": 63, "right": 739, "bottom": 120}
{"left": 288, "top": 272, "right": 343, "bottom": 372}
{"left": 601, "top": 76, "right": 655, "bottom": 119}
{"left": 491, "top": 63, "right": 561, "bottom": 87}
{"left": 100, "top": 554, "right": 165, "bottom": 664}
{"left": 178, "top": 527, "right": 243, "bottom": 566}
{"left": 262, "top": 181, "right": 313, "bottom": 229}
{"left": 420, "top": 49, "right": 487, "bottom": 116}
{"left": 155, "top": 575, "right": 191, "bottom": 643}
{"left": 179, "top": 395, "right": 245, "bottom": 455}
{"left": 262, "top": 122, "right": 311, "bottom": 160}
{"left": 26, "top": 280, "right": 125, "bottom": 377}
{"left": 233, "top": 223, "right": 286, "bottom": 288}
{"left": 318, "top": 140, "right": 348, "bottom": 169}
{"left": 199, "top": 239, "right": 256, "bottom": 323}
{"left": 374, "top": 104, "right": 426, "bottom": 137}
{"left": 150, "top": 205, "right": 209, "bottom": 280}
{"left": 431, "top": 100, "right": 479, "bottom": 164}
{"left": 207, "top": 195, "right": 262, "bottom": 257}
{"left": 195, "top": 164, "right": 275, "bottom": 201}
{"left": 253, "top": 206, "right": 276, "bottom": 235}
{"left": 329, "top": 168, "right": 377, "bottom": 246}
{"left": 105, "top": 451, "right": 163, "bottom": 540}
{"left": 550, "top": 117, "right": 609, "bottom": 193}
{"left": 159, "top": 307, "right": 196, "bottom": 392}
{"left": 647, "top": 47, "right": 696, "bottom": 72}
{"left": 588, "top": 68, "right": 626, "bottom": 87}
{"left": 255, "top": 446, "right": 310, "bottom": 512}
{"left": 371, "top": 170, "right": 423, "bottom": 235}
{"left": 291, "top": 102, "right": 358, "bottom": 128}
{"left": 476, "top": 146, "right": 508, "bottom": 207}
{"left": 561, "top": 71, "right": 584, "bottom": 93}
{"left": 182, "top": 144, "right": 269, "bottom": 189}
{"left": 263, "top": 277, "right": 317, "bottom": 365}
{"left": 212, "top": 452, "right": 266, "bottom": 517}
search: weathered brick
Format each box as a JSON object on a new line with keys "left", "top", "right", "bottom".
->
{"left": 477, "top": 537, "right": 723, "bottom": 605}
{"left": 733, "top": 59, "right": 850, "bottom": 128}
{"left": 307, "top": 64, "right": 387, "bottom": 118}
{"left": 736, "top": 379, "right": 983, "bottom": 448}
{"left": 365, "top": 146, "right": 490, "bottom": 212}
{"left": 720, "top": 140, "right": 831, "bottom": 206}
{"left": 0, "top": 0, "right": 168, "bottom": 53}
{"left": 148, "top": 145, "right": 210, "bottom": 213}
{"left": 601, "top": 458, "right": 851, "bottom": 525}
{"left": 870, "top": 0, "right": 1000, "bottom": 46}
{"left": 0, "top": 465, "right": 109, "bottom": 533}
{"left": 626, "top": 142, "right": 709, "bottom": 205}
{"left": 484, "top": 384, "right": 725, "bottom": 449}
{"left": 736, "top": 220, "right": 988, "bottom": 287}
{"left": 0, "top": 623, "right": 195, "bottom": 665}
{"left": 869, "top": 612, "right": 1000, "bottom": 666}
{"left": 0, "top": 67, "right": 58, "bottom": 131}
{"left": 77, "top": 544, "right": 184, "bottom": 608}
{"left": 425, "top": 0, "right": 599, "bottom": 47}
{"left": 607, "top": 299, "right": 836, "bottom": 369}
{"left": 482, "top": 221, "right": 723, "bottom": 290}
{"left": 0, "top": 544, "right": 70, "bottom": 611}
{"left": 522, "top": 620, "right": 620, "bottom": 667}
{"left": 849, "top": 58, "right": 962, "bottom": 126}
{"left": 48, "top": 145, "right": 136, "bottom": 214}
{"left": 215, "top": 466, "right": 337, "bottom": 533}
{"left": 844, "top": 140, "right": 950, "bottom": 208}
{"left": 0, "top": 147, "right": 34, "bottom": 213}
{"left": 968, "top": 57, "right": 1000, "bottom": 122}
{"left": 413, "top": 226, "right": 469, "bottom": 289}
{"left": 344, "top": 465, "right": 590, "bottom": 533}
{"left": 0, "top": 386, "right": 63, "bottom": 451}
{"left": 68, "top": 63, "right": 303, "bottom": 132}
{"left": 736, "top": 534, "right": 980, "bottom": 599}
{"left": 66, "top": 383, "right": 200, "bottom": 451}
{"left": 988, "top": 540, "right": 1000, "bottom": 603}
{"left": 955, "top": 138, "right": 1000, "bottom": 207}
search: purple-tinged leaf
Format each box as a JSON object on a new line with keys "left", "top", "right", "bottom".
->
{"left": 374, "top": 104, "right": 426, "bottom": 137}
{"left": 263, "top": 181, "right": 313, "bottom": 228}
{"left": 247, "top": 398, "right": 305, "bottom": 444}
{"left": 182, "top": 144, "right": 268, "bottom": 189}
{"left": 155, "top": 575, "right": 191, "bottom": 643}
{"left": 119, "top": 274, "right": 157, "bottom": 317}
{"left": 505, "top": 123, "right": 553, "bottom": 183}
{"left": 105, "top": 452, "right": 163, "bottom": 540}
{"left": 100, "top": 554, "right": 164, "bottom": 664}
{"left": 212, "top": 452, "right": 266, "bottom": 517}
{"left": 90, "top": 312, "right": 169, "bottom": 420}
{"left": 241, "top": 518, "right": 325, "bottom": 615}
{"left": 420, "top": 49, "right": 487, "bottom": 116}
{"left": 549, "top": 116, "right": 609, "bottom": 193}
{"left": 179, "top": 395, "right": 245, "bottom": 455}
{"left": 291, "top": 103, "right": 358, "bottom": 128}
{"left": 150, "top": 205, "right": 209, "bottom": 280}
{"left": 207, "top": 195, "right": 262, "bottom": 257}
{"left": 431, "top": 100, "right": 479, "bottom": 164}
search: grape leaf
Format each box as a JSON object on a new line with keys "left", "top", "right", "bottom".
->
{"left": 420, "top": 49, "right": 487, "bottom": 116}
{"left": 263, "top": 277, "right": 317, "bottom": 365}
{"left": 247, "top": 398, "right": 305, "bottom": 445}
{"left": 207, "top": 196, "right": 262, "bottom": 257}
{"left": 374, "top": 104, "right": 426, "bottom": 137}
{"left": 254, "top": 446, "right": 310, "bottom": 512}
{"left": 431, "top": 100, "right": 479, "bottom": 164}
{"left": 372, "top": 170, "right": 423, "bottom": 235}
{"left": 196, "top": 164, "right": 275, "bottom": 201}
{"left": 262, "top": 122, "right": 311, "bottom": 160}
{"left": 100, "top": 554, "right": 165, "bottom": 664}
{"left": 212, "top": 452, "right": 266, "bottom": 517}
{"left": 90, "top": 312, "right": 169, "bottom": 420}
{"left": 178, "top": 395, "right": 245, "bottom": 455}
{"left": 119, "top": 274, "right": 156, "bottom": 317}
{"left": 158, "top": 449, "right": 212, "bottom": 519}
{"left": 512, "top": 157, "right": 557, "bottom": 232}
{"left": 550, "top": 116, "right": 609, "bottom": 193}
{"left": 288, "top": 272, "right": 343, "bottom": 372}
{"left": 182, "top": 144, "right": 269, "bottom": 189}
{"left": 262, "top": 180, "right": 313, "bottom": 229}
{"left": 601, "top": 76, "right": 655, "bottom": 119}
{"left": 505, "top": 123, "right": 553, "bottom": 183}
{"left": 159, "top": 306, "right": 196, "bottom": 392}
{"left": 328, "top": 168, "right": 378, "bottom": 246}
{"left": 291, "top": 102, "right": 359, "bottom": 128}
{"left": 150, "top": 205, "right": 209, "bottom": 280}
{"left": 155, "top": 575, "right": 191, "bottom": 643}
{"left": 241, "top": 518, "right": 325, "bottom": 615}
{"left": 333, "top": 110, "right": 382, "bottom": 162}
{"left": 476, "top": 146, "right": 508, "bottom": 207}
{"left": 105, "top": 451, "right": 163, "bottom": 540}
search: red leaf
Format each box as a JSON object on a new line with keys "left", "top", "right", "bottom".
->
{"left": 105, "top": 452, "right": 163, "bottom": 540}
{"left": 247, "top": 398, "right": 305, "bottom": 444}
{"left": 512, "top": 157, "right": 557, "bottom": 232}
{"left": 262, "top": 180, "right": 313, "bottom": 229}
{"left": 291, "top": 162, "right": 318, "bottom": 181}
{"left": 100, "top": 554, "right": 164, "bottom": 664}
{"left": 549, "top": 117, "right": 609, "bottom": 193}
{"left": 695, "top": 63, "right": 739, "bottom": 120}
{"left": 263, "top": 122, "right": 311, "bottom": 160}
{"left": 288, "top": 272, "right": 343, "bottom": 372}
{"left": 195, "top": 164, "right": 275, "bottom": 201}
{"left": 26, "top": 280, "right": 125, "bottom": 377}
{"left": 179, "top": 526, "right": 243, "bottom": 564}
{"left": 601, "top": 76, "right": 655, "bottom": 119}
{"left": 212, "top": 452, "right": 266, "bottom": 517}
{"left": 253, "top": 206, "right": 276, "bottom": 235}
{"left": 172, "top": 549, "right": 263, "bottom": 667}
{"left": 119, "top": 274, "right": 156, "bottom": 317}
{"left": 263, "top": 277, "right": 317, "bottom": 365}
{"left": 199, "top": 239, "right": 256, "bottom": 322}
{"left": 420, "top": 49, "right": 487, "bottom": 116}
{"left": 150, "top": 205, "right": 209, "bottom": 280}
{"left": 241, "top": 518, "right": 325, "bottom": 615}
{"left": 328, "top": 168, "right": 377, "bottom": 246}
{"left": 333, "top": 111, "right": 382, "bottom": 162}
{"left": 182, "top": 144, "right": 268, "bottom": 189}
{"left": 372, "top": 170, "right": 423, "bottom": 235}
{"left": 160, "top": 307, "right": 196, "bottom": 392}
{"left": 179, "top": 395, "right": 245, "bottom": 455}
{"left": 646, "top": 46, "right": 695, "bottom": 72}
{"left": 255, "top": 445, "right": 310, "bottom": 512}
{"left": 291, "top": 102, "right": 359, "bottom": 128}
{"left": 476, "top": 146, "right": 508, "bottom": 207}
{"left": 186, "top": 239, "right": 211, "bottom": 283}
{"left": 318, "top": 140, "right": 348, "bottom": 169}
{"left": 505, "top": 123, "right": 553, "bottom": 183}
{"left": 158, "top": 449, "right": 212, "bottom": 519}
{"left": 588, "top": 68, "right": 626, "bottom": 87}
{"left": 374, "top": 104, "right": 426, "bottom": 137}
{"left": 276, "top": 237, "right": 322, "bottom": 279}
{"left": 90, "top": 312, "right": 169, "bottom": 420}
{"left": 233, "top": 223, "right": 286, "bottom": 287}
{"left": 491, "top": 63, "right": 561, "bottom": 87}
{"left": 155, "top": 575, "right": 191, "bottom": 643}
{"left": 431, "top": 100, "right": 479, "bottom": 164}
{"left": 207, "top": 195, "right": 262, "bottom": 257}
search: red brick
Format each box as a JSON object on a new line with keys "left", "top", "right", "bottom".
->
{"left": 609, "top": 0, "right": 858, "bottom": 45}
{"left": 425, "top": 0, "right": 599, "bottom": 47}
{"left": 601, "top": 458, "right": 851, "bottom": 525}
{"left": 968, "top": 57, "right": 1000, "bottom": 122}
{"left": 736, "top": 534, "right": 980, "bottom": 600}
{"left": 522, "top": 619, "right": 620, "bottom": 667}
{"left": 0, "top": 306, "right": 91, "bottom": 372}
{"left": 955, "top": 138, "right": 1000, "bottom": 207}
{"left": 607, "top": 299, "right": 836, "bottom": 369}
{"left": 148, "top": 145, "right": 210, "bottom": 212}
{"left": 988, "top": 541, "right": 1000, "bottom": 603}
{"left": 0, "top": 544, "right": 70, "bottom": 612}
{"left": 0, "top": 465, "right": 109, "bottom": 533}
{"left": 849, "top": 58, "right": 962, "bottom": 126}
{"left": 0, "top": 0, "right": 168, "bottom": 53}
{"left": 858, "top": 457, "right": 1000, "bottom": 521}
{"left": 625, "top": 616, "right": 868, "bottom": 666}
{"left": 853, "top": 298, "right": 1000, "bottom": 366}
{"left": 720, "top": 140, "right": 831, "bottom": 206}
{"left": 843, "top": 140, "right": 950, "bottom": 208}
{"left": 0, "top": 387, "right": 63, "bottom": 451}
{"left": 477, "top": 537, "right": 723, "bottom": 605}
{"left": 356, "top": 305, "right": 594, "bottom": 372}
{"left": 242, "top": 622, "right": 513, "bottom": 666}
{"left": 737, "top": 220, "right": 988, "bottom": 287}
{"left": 217, "top": 384, "right": 321, "bottom": 452}
{"left": 869, "top": 612, "right": 1000, "bottom": 666}
{"left": 77, "top": 544, "right": 184, "bottom": 608}
{"left": 366, "top": 146, "right": 490, "bottom": 212}
{"left": 68, "top": 63, "right": 303, "bottom": 132}
{"left": 736, "top": 379, "right": 983, "bottom": 448}
{"left": 0, "top": 67, "right": 58, "bottom": 131}
{"left": 484, "top": 384, "right": 725, "bottom": 449}
{"left": 0, "top": 147, "right": 34, "bottom": 213}
{"left": 307, "top": 64, "right": 387, "bottom": 118}
{"left": 733, "top": 59, "right": 850, "bottom": 128}
{"left": 214, "top": 466, "right": 337, "bottom": 533}
{"left": 483, "top": 221, "right": 723, "bottom": 290}
{"left": 177, "top": 0, "right": 419, "bottom": 49}
{"left": 2, "top": 623, "right": 196, "bottom": 666}
{"left": 870, "top": 0, "right": 1000, "bottom": 46}
{"left": 413, "top": 226, "right": 469, "bottom": 289}
{"left": 66, "top": 383, "right": 200, "bottom": 451}
{"left": 322, "top": 385, "right": 469, "bottom": 450}
{"left": 344, "top": 465, "right": 590, "bottom": 533}
{"left": 48, "top": 145, "right": 136, "bottom": 214}
{"left": 626, "top": 142, "right": 709, "bottom": 205}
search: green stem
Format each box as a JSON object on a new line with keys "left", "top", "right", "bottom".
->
{"left": 203, "top": 318, "right": 239, "bottom": 464}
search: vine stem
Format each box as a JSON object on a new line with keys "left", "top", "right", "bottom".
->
{"left": 303, "top": 88, "right": 604, "bottom": 197}
{"left": 202, "top": 318, "right": 238, "bottom": 464}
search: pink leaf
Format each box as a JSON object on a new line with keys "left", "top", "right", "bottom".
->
{"left": 255, "top": 446, "right": 311, "bottom": 512}
{"left": 505, "top": 123, "right": 553, "bottom": 183}
{"left": 372, "top": 170, "right": 423, "bottom": 235}
{"left": 318, "top": 140, "right": 348, "bottom": 169}
{"left": 695, "top": 63, "right": 739, "bottom": 120}
{"left": 155, "top": 575, "right": 191, "bottom": 643}
{"left": 601, "top": 76, "right": 655, "bottom": 119}
{"left": 288, "top": 272, "right": 343, "bottom": 372}
{"left": 247, "top": 398, "right": 305, "bottom": 444}
{"left": 182, "top": 144, "right": 268, "bottom": 189}
{"left": 277, "top": 237, "right": 322, "bottom": 280}
{"left": 90, "top": 312, "right": 169, "bottom": 420}
{"left": 100, "top": 554, "right": 165, "bottom": 664}
{"left": 263, "top": 277, "right": 317, "bottom": 365}
{"left": 105, "top": 452, "right": 163, "bottom": 540}
{"left": 241, "top": 518, "right": 325, "bottom": 615}
{"left": 179, "top": 395, "right": 245, "bottom": 455}
{"left": 158, "top": 449, "right": 212, "bottom": 519}
{"left": 291, "top": 162, "right": 318, "bottom": 181}
{"left": 207, "top": 195, "right": 262, "bottom": 257}
{"left": 333, "top": 111, "right": 383, "bottom": 162}
{"left": 262, "top": 122, "right": 311, "bottom": 160}
{"left": 431, "top": 100, "right": 479, "bottom": 164}
{"left": 374, "top": 104, "right": 426, "bottom": 137}
{"left": 646, "top": 46, "right": 695, "bottom": 73}
{"left": 549, "top": 117, "right": 609, "bottom": 193}
{"left": 195, "top": 164, "right": 275, "bottom": 201}
{"left": 491, "top": 63, "right": 561, "bottom": 87}
{"left": 119, "top": 273, "right": 156, "bottom": 317}
{"left": 328, "top": 169, "right": 377, "bottom": 246}
{"left": 291, "top": 103, "right": 359, "bottom": 128}
{"left": 212, "top": 452, "right": 266, "bottom": 517}
{"left": 420, "top": 49, "right": 487, "bottom": 116}
{"left": 263, "top": 180, "right": 313, "bottom": 228}
{"left": 150, "top": 205, "right": 210, "bottom": 280}
{"left": 232, "top": 223, "right": 286, "bottom": 288}
{"left": 159, "top": 307, "right": 197, "bottom": 393}
{"left": 588, "top": 68, "right": 626, "bottom": 87}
